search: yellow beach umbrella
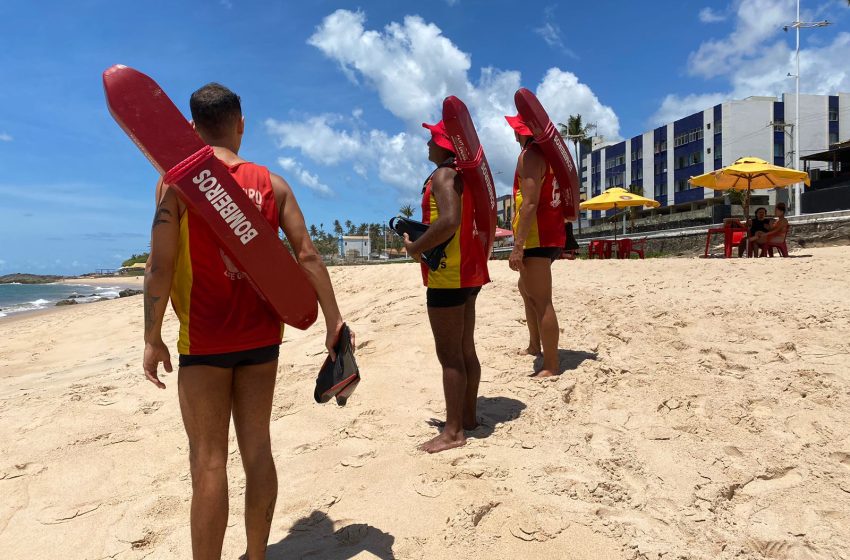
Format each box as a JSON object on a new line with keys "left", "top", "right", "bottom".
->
{"left": 689, "top": 157, "right": 809, "bottom": 218}
{"left": 580, "top": 187, "right": 660, "bottom": 238}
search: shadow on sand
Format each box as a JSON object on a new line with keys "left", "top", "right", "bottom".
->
{"left": 427, "top": 395, "right": 526, "bottom": 440}
{"left": 262, "top": 510, "right": 396, "bottom": 560}
{"left": 532, "top": 349, "right": 597, "bottom": 376}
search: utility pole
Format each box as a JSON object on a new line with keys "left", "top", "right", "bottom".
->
{"left": 784, "top": 1, "right": 831, "bottom": 216}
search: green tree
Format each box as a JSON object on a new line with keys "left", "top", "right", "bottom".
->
{"left": 333, "top": 220, "right": 343, "bottom": 237}
{"left": 309, "top": 224, "right": 319, "bottom": 240}
{"left": 122, "top": 252, "right": 149, "bottom": 267}
{"left": 557, "top": 114, "right": 596, "bottom": 160}
{"left": 399, "top": 204, "right": 414, "bottom": 218}
{"left": 345, "top": 219, "right": 355, "bottom": 235}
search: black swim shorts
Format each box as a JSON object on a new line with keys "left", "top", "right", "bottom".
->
{"left": 426, "top": 286, "right": 482, "bottom": 308}
{"left": 523, "top": 247, "right": 563, "bottom": 261}
{"left": 179, "top": 344, "right": 280, "bottom": 369}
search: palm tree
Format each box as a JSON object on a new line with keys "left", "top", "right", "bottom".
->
{"left": 333, "top": 220, "right": 343, "bottom": 237}
{"left": 308, "top": 224, "right": 319, "bottom": 240}
{"left": 557, "top": 115, "right": 596, "bottom": 237}
{"left": 399, "top": 204, "right": 414, "bottom": 218}
{"left": 557, "top": 114, "right": 596, "bottom": 160}
{"left": 344, "top": 219, "right": 354, "bottom": 235}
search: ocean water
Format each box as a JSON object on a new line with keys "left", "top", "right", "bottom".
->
{"left": 0, "top": 283, "right": 125, "bottom": 318}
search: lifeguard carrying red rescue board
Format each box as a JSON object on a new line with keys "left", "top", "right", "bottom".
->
{"left": 513, "top": 88, "right": 581, "bottom": 222}
{"left": 443, "top": 95, "right": 496, "bottom": 258}
{"left": 102, "top": 64, "right": 318, "bottom": 330}
{"left": 441, "top": 95, "right": 497, "bottom": 257}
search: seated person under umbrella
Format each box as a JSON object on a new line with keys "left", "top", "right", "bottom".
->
{"left": 753, "top": 202, "right": 789, "bottom": 256}
{"left": 724, "top": 207, "right": 772, "bottom": 257}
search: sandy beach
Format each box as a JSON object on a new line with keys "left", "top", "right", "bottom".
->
{"left": 1, "top": 247, "right": 849, "bottom": 559}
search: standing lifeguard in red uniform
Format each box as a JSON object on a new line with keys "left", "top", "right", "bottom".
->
{"left": 402, "top": 120, "right": 489, "bottom": 453}
{"left": 506, "top": 114, "right": 565, "bottom": 378}
{"left": 142, "top": 83, "right": 349, "bottom": 559}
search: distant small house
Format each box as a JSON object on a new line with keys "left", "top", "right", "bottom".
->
{"left": 118, "top": 262, "right": 147, "bottom": 274}
{"left": 338, "top": 235, "right": 371, "bottom": 259}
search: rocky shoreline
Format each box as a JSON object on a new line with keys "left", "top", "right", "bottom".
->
{"left": 0, "top": 273, "right": 66, "bottom": 284}
{"left": 54, "top": 288, "right": 142, "bottom": 306}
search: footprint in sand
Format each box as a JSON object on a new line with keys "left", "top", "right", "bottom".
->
{"left": 339, "top": 449, "right": 376, "bottom": 468}
{"left": 740, "top": 467, "right": 804, "bottom": 496}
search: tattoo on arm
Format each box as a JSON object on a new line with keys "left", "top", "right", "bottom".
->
{"left": 152, "top": 207, "right": 173, "bottom": 228}
{"left": 144, "top": 294, "right": 161, "bottom": 334}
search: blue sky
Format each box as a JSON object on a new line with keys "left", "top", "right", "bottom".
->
{"left": 0, "top": 0, "right": 848, "bottom": 274}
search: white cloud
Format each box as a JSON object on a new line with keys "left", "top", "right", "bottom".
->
{"left": 655, "top": 0, "right": 850, "bottom": 125}
{"left": 698, "top": 7, "right": 726, "bottom": 23}
{"left": 268, "top": 9, "right": 618, "bottom": 197}
{"left": 0, "top": 132, "right": 12, "bottom": 142}
{"left": 650, "top": 92, "right": 727, "bottom": 126}
{"left": 534, "top": 6, "right": 578, "bottom": 59}
{"left": 277, "top": 157, "right": 334, "bottom": 198}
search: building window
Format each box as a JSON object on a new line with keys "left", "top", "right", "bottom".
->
{"left": 707, "top": 123, "right": 711, "bottom": 130}
{"left": 707, "top": 147, "right": 712, "bottom": 154}
{"left": 774, "top": 143, "right": 784, "bottom": 158}
{"left": 715, "top": 145, "right": 722, "bottom": 160}
{"left": 676, "top": 179, "right": 689, "bottom": 192}
{"left": 830, "top": 132, "right": 839, "bottom": 145}
{"left": 689, "top": 151, "right": 703, "bottom": 166}
{"left": 715, "top": 122, "right": 722, "bottom": 134}
{"left": 829, "top": 109, "right": 838, "bottom": 122}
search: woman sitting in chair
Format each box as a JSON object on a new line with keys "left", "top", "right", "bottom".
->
{"left": 753, "top": 202, "right": 789, "bottom": 256}
{"left": 726, "top": 207, "right": 772, "bottom": 257}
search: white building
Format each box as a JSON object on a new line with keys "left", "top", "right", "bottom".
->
{"left": 579, "top": 92, "right": 847, "bottom": 220}
{"left": 338, "top": 235, "right": 371, "bottom": 258}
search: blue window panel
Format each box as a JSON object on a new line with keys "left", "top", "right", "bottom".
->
{"left": 774, "top": 101, "right": 784, "bottom": 121}
{"left": 655, "top": 195, "right": 668, "bottom": 207}
{"left": 674, "top": 188, "right": 705, "bottom": 205}
{"left": 592, "top": 210, "right": 601, "bottom": 219}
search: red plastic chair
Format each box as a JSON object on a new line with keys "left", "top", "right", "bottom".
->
{"left": 762, "top": 226, "right": 790, "bottom": 257}
{"left": 587, "top": 240, "right": 605, "bottom": 259}
{"left": 629, "top": 237, "right": 647, "bottom": 259}
{"left": 616, "top": 238, "right": 632, "bottom": 259}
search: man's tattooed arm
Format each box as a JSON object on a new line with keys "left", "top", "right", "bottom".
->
{"left": 144, "top": 189, "right": 179, "bottom": 343}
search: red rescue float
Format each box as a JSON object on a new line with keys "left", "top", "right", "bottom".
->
{"left": 513, "top": 88, "right": 581, "bottom": 222}
{"left": 441, "top": 96, "right": 497, "bottom": 257}
{"left": 103, "top": 64, "right": 318, "bottom": 330}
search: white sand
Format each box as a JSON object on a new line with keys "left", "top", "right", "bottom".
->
{"left": 1, "top": 247, "right": 849, "bottom": 559}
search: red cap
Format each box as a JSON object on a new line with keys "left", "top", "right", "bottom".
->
{"left": 422, "top": 120, "right": 454, "bottom": 152}
{"left": 505, "top": 114, "right": 533, "bottom": 136}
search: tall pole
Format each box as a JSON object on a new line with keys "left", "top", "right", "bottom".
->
{"left": 785, "top": 2, "right": 831, "bottom": 216}
{"left": 794, "top": 0, "right": 801, "bottom": 216}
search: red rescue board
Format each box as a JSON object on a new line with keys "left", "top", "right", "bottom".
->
{"left": 513, "top": 88, "right": 580, "bottom": 222}
{"left": 441, "top": 96, "right": 497, "bottom": 258}
{"left": 103, "top": 64, "right": 318, "bottom": 330}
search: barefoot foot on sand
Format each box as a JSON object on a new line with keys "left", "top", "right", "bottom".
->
{"left": 519, "top": 345, "right": 541, "bottom": 356}
{"left": 420, "top": 432, "right": 466, "bottom": 453}
{"left": 531, "top": 369, "right": 557, "bottom": 378}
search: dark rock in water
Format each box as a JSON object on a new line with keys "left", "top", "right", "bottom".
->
{"left": 119, "top": 289, "right": 143, "bottom": 298}
{"left": 56, "top": 299, "right": 78, "bottom": 306}
{"left": 0, "top": 273, "right": 65, "bottom": 284}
